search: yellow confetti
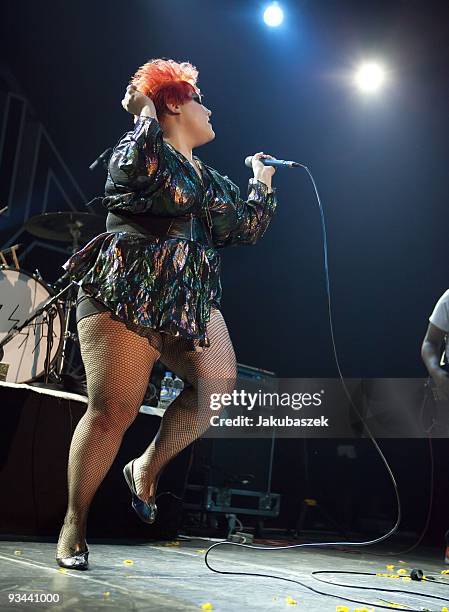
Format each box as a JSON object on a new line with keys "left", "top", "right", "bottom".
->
{"left": 196, "top": 549, "right": 207, "bottom": 554}
{"left": 336, "top": 607, "right": 349, "bottom": 612}
{"left": 285, "top": 596, "right": 297, "bottom": 605}
{"left": 58, "top": 568, "right": 68, "bottom": 574}
{"left": 103, "top": 592, "right": 110, "bottom": 598}
{"left": 123, "top": 559, "right": 134, "bottom": 565}
{"left": 442, "top": 608, "right": 448, "bottom": 612}
{"left": 441, "top": 570, "right": 449, "bottom": 575}
{"left": 354, "top": 608, "right": 374, "bottom": 612}
{"left": 376, "top": 573, "right": 399, "bottom": 579}
{"left": 396, "top": 569, "right": 407, "bottom": 575}
{"left": 14, "top": 550, "right": 22, "bottom": 556}
{"left": 401, "top": 576, "right": 411, "bottom": 582}
{"left": 201, "top": 603, "right": 213, "bottom": 610}
{"left": 386, "top": 565, "right": 395, "bottom": 570}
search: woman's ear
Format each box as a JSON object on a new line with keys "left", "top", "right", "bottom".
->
{"left": 165, "top": 101, "right": 182, "bottom": 115}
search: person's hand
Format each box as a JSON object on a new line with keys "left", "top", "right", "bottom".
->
{"left": 432, "top": 368, "right": 449, "bottom": 400}
{"left": 251, "top": 152, "right": 276, "bottom": 182}
{"left": 121, "top": 84, "right": 156, "bottom": 117}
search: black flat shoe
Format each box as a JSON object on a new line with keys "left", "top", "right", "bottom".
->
{"left": 56, "top": 548, "right": 89, "bottom": 570}
{"left": 56, "top": 524, "right": 89, "bottom": 570}
{"left": 123, "top": 459, "right": 157, "bottom": 524}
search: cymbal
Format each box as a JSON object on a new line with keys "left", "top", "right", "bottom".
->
{"left": 24, "top": 211, "right": 105, "bottom": 242}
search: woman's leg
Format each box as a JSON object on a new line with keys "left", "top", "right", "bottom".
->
{"left": 56, "top": 312, "right": 161, "bottom": 558}
{"left": 132, "top": 308, "right": 237, "bottom": 503}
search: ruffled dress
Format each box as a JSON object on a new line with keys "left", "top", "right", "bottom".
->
{"left": 63, "top": 116, "right": 277, "bottom": 348}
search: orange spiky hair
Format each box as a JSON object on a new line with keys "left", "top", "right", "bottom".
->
{"left": 130, "top": 58, "right": 200, "bottom": 118}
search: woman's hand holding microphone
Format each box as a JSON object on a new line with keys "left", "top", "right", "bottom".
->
{"left": 251, "top": 152, "right": 276, "bottom": 193}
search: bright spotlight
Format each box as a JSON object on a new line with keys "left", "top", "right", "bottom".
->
{"left": 263, "top": 2, "right": 284, "bottom": 27}
{"left": 354, "top": 62, "right": 386, "bottom": 93}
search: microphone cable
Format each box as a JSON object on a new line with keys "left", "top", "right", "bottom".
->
{"left": 202, "top": 164, "right": 441, "bottom": 611}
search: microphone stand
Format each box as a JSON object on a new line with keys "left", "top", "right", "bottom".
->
{"left": 89, "top": 148, "right": 112, "bottom": 172}
{"left": 0, "top": 220, "right": 83, "bottom": 391}
{"left": 0, "top": 280, "right": 75, "bottom": 381}
{"left": 56, "top": 221, "right": 83, "bottom": 379}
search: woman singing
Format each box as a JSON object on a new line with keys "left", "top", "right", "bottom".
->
{"left": 56, "top": 58, "right": 277, "bottom": 569}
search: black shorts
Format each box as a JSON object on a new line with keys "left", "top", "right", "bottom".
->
{"left": 75, "top": 286, "right": 163, "bottom": 352}
{"left": 76, "top": 286, "right": 110, "bottom": 324}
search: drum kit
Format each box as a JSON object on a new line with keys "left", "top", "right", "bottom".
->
{"left": 0, "top": 210, "right": 104, "bottom": 386}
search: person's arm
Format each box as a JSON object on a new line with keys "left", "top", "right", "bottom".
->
{"left": 224, "top": 179, "right": 277, "bottom": 246}
{"left": 421, "top": 322, "right": 449, "bottom": 398}
{"left": 212, "top": 153, "right": 277, "bottom": 247}
{"left": 103, "top": 86, "right": 166, "bottom": 214}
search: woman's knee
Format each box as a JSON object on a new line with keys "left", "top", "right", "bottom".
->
{"left": 193, "top": 364, "right": 237, "bottom": 402}
{"left": 85, "top": 395, "right": 140, "bottom": 433}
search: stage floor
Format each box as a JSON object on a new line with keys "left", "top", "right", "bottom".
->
{"left": 1, "top": 537, "right": 448, "bottom": 611}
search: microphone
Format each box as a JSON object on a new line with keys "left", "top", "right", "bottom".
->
{"left": 245, "top": 155, "right": 302, "bottom": 169}
{"left": 89, "top": 148, "right": 113, "bottom": 172}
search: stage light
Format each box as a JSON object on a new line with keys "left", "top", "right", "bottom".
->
{"left": 263, "top": 2, "right": 284, "bottom": 27}
{"left": 354, "top": 62, "right": 386, "bottom": 93}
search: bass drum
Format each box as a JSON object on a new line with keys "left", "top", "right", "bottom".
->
{"left": 0, "top": 267, "right": 64, "bottom": 383}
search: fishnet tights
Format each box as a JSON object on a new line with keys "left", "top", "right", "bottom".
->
{"left": 132, "top": 310, "right": 237, "bottom": 505}
{"left": 56, "top": 308, "right": 236, "bottom": 558}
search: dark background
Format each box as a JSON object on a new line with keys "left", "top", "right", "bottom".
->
{"left": 2, "top": 0, "right": 449, "bottom": 378}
